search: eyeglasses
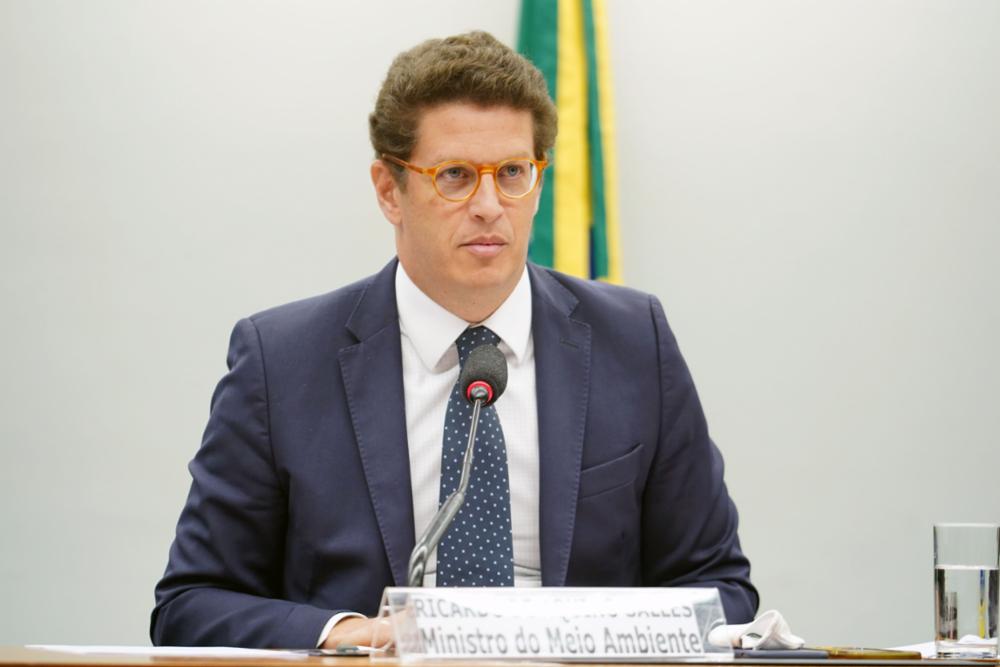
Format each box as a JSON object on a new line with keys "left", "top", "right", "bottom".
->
{"left": 381, "top": 154, "right": 548, "bottom": 202}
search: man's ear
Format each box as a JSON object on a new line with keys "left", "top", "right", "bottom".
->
{"left": 371, "top": 159, "right": 403, "bottom": 226}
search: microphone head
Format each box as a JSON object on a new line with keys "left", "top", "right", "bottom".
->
{"left": 459, "top": 344, "right": 508, "bottom": 406}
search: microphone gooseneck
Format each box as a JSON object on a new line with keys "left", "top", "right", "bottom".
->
{"left": 406, "top": 343, "right": 509, "bottom": 587}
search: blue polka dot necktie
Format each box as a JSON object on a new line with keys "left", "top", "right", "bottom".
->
{"left": 436, "top": 326, "right": 515, "bottom": 587}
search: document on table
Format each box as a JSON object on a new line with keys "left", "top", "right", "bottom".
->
{"left": 889, "top": 641, "right": 937, "bottom": 658}
{"left": 28, "top": 645, "right": 309, "bottom": 659}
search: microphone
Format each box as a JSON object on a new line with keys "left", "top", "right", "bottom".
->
{"left": 459, "top": 343, "right": 507, "bottom": 406}
{"left": 406, "top": 343, "right": 508, "bottom": 587}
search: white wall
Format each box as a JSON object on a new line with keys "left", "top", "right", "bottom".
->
{"left": 1, "top": 0, "right": 998, "bottom": 648}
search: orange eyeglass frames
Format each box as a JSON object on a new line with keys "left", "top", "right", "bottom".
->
{"left": 381, "top": 154, "right": 549, "bottom": 202}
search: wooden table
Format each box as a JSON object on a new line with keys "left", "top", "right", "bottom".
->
{"left": 1, "top": 646, "right": 989, "bottom": 667}
{"left": 0, "top": 647, "right": 352, "bottom": 667}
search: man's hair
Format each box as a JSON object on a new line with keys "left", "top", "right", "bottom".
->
{"left": 369, "top": 31, "right": 558, "bottom": 165}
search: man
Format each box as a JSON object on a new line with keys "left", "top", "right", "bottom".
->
{"left": 152, "top": 31, "right": 757, "bottom": 649}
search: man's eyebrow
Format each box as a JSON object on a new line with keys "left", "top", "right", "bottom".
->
{"left": 426, "top": 153, "right": 535, "bottom": 165}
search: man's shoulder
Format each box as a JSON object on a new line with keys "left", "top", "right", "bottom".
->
{"left": 529, "top": 263, "right": 656, "bottom": 322}
{"left": 247, "top": 275, "right": 369, "bottom": 327}
{"left": 528, "top": 264, "right": 675, "bottom": 359}
{"left": 243, "top": 260, "right": 396, "bottom": 346}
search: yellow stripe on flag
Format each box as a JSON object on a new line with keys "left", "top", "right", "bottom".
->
{"left": 554, "top": 0, "right": 590, "bottom": 277}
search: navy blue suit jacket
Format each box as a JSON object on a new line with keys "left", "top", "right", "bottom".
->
{"left": 151, "top": 259, "right": 757, "bottom": 647}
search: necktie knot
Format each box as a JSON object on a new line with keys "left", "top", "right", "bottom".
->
{"left": 456, "top": 326, "right": 501, "bottom": 365}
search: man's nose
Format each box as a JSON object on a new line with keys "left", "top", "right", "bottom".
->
{"left": 468, "top": 173, "right": 504, "bottom": 222}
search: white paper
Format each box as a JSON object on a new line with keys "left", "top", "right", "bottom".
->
{"left": 889, "top": 641, "right": 937, "bottom": 658}
{"left": 28, "top": 645, "right": 309, "bottom": 659}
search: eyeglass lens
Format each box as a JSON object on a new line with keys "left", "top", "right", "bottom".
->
{"left": 435, "top": 160, "right": 538, "bottom": 200}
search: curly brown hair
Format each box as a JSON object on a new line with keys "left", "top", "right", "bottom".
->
{"left": 369, "top": 31, "right": 557, "bottom": 166}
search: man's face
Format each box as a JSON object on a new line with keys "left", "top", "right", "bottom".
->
{"left": 374, "top": 102, "right": 540, "bottom": 320}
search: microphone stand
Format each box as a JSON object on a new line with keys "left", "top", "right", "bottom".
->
{"left": 406, "top": 396, "right": 484, "bottom": 587}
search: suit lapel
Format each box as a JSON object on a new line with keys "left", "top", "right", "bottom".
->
{"left": 529, "top": 264, "right": 591, "bottom": 586}
{"left": 337, "top": 261, "right": 592, "bottom": 587}
{"left": 338, "top": 259, "right": 415, "bottom": 586}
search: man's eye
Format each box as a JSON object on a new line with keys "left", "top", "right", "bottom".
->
{"left": 500, "top": 165, "right": 524, "bottom": 178}
{"left": 441, "top": 166, "right": 472, "bottom": 180}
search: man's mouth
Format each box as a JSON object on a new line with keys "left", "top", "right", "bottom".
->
{"left": 462, "top": 238, "right": 507, "bottom": 257}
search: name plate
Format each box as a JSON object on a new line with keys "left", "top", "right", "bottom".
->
{"left": 375, "top": 587, "right": 730, "bottom": 661}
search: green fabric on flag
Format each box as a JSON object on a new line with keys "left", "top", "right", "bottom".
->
{"left": 582, "top": 0, "right": 609, "bottom": 279}
{"left": 518, "top": 0, "right": 558, "bottom": 269}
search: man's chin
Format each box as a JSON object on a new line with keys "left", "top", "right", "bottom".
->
{"left": 454, "top": 262, "right": 523, "bottom": 294}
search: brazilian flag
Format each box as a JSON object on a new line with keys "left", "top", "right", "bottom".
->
{"left": 518, "top": 0, "right": 622, "bottom": 283}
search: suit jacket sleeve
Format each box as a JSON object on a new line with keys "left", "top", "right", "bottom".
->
{"left": 642, "top": 295, "right": 759, "bottom": 623}
{"left": 151, "top": 318, "right": 337, "bottom": 647}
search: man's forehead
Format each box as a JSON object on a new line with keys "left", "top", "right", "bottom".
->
{"left": 411, "top": 102, "right": 535, "bottom": 163}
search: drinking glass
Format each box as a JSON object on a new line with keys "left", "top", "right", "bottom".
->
{"left": 934, "top": 523, "right": 1000, "bottom": 658}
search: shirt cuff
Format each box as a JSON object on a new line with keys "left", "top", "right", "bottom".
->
{"left": 316, "top": 611, "right": 366, "bottom": 648}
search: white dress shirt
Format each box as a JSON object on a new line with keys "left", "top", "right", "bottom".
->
{"left": 318, "top": 263, "right": 542, "bottom": 646}
{"left": 396, "top": 262, "right": 541, "bottom": 586}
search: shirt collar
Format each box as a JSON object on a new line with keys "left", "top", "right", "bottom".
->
{"left": 395, "top": 262, "right": 532, "bottom": 372}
